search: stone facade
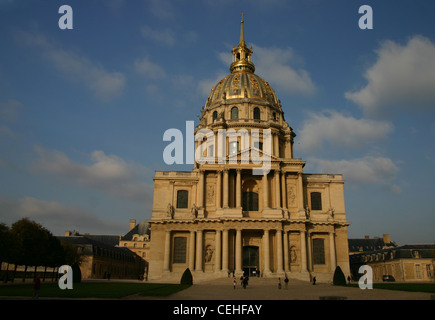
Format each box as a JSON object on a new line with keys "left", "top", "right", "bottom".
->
{"left": 350, "top": 243, "right": 435, "bottom": 282}
{"left": 148, "top": 19, "right": 351, "bottom": 283}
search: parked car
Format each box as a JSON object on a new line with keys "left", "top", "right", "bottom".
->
{"left": 382, "top": 275, "right": 395, "bottom": 282}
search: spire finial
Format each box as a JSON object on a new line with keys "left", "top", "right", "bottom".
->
{"left": 239, "top": 12, "right": 245, "bottom": 45}
{"left": 230, "top": 13, "right": 255, "bottom": 73}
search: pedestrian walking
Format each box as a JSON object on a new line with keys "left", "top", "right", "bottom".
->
{"left": 312, "top": 276, "right": 316, "bottom": 285}
{"left": 278, "top": 278, "right": 282, "bottom": 289}
{"left": 347, "top": 275, "right": 351, "bottom": 284}
{"left": 33, "top": 277, "right": 41, "bottom": 299}
{"left": 233, "top": 277, "right": 236, "bottom": 289}
{"left": 284, "top": 276, "right": 289, "bottom": 289}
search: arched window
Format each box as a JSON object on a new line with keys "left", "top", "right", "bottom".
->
{"left": 310, "top": 192, "right": 322, "bottom": 210}
{"left": 253, "top": 107, "right": 260, "bottom": 120}
{"left": 242, "top": 192, "right": 259, "bottom": 211}
{"left": 212, "top": 111, "right": 218, "bottom": 122}
{"left": 229, "top": 141, "right": 239, "bottom": 155}
{"left": 177, "top": 190, "right": 188, "bottom": 208}
{"left": 231, "top": 107, "right": 239, "bottom": 120}
{"left": 272, "top": 112, "right": 277, "bottom": 121}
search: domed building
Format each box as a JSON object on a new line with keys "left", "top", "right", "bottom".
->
{"left": 148, "top": 18, "right": 351, "bottom": 283}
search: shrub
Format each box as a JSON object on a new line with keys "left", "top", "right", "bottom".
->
{"left": 180, "top": 268, "right": 193, "bottom": 285}
{"left": 72, "top": 263, "right": 82, "bottom": 283}
{"left": 333, "top": 266, "right": 346, "bottom": 285}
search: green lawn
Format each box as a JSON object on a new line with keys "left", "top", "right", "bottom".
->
{"left": 345, "top": 282, "right": 435, "bottom": 293}
{"left": 0, "top": 282, "right": 191, "bottom": 299}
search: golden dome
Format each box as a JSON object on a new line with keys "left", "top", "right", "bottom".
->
{"left": 207, "top": 72, "right": 280, "bottom": 108}
{"left": 205, "top": 17, "right": 281, "bottom": 111}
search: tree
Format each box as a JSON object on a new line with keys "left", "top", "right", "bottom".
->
{"left": 0, "top": 223, "right": 18, "bottom": 282}
{"left": 10, "top": 218, "right": 66, "bottom": 281}
{"left": 333, "top": 266, "right": 347, "bottom": 285}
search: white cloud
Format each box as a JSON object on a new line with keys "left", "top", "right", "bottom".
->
{"left": 135, "top": 56, "right": 166, "bottom": 79}
{"left": 147, "top": 0, "right": 175, "bottom": 19}
{"left": 15, "top": 30, "right": 125, "bottom": 101}
{"left": 298, "top": 110, "right": 393, "bottom": 152}
{"left": 32, "top": 146, "right": 153, "bottom": 204}
{"left": 309, "top": 156, "right": 401, "bottom": 193}
{"left": 212, "top": 45, "right": 316, "bottom": 96}
{"left": 141, "top": 25, "right": 176, "bottom": 46}
{"left": 197, "top": 71, "right": 228, "bottom": 98}
{"left": 0, "top": 196, "right": 125, "bottom": 235}
{"left": 346, "top": 35, "right": 435, "bottom": 117}
{"left": 253, "top": 44, "right": 316, "bottom": 96}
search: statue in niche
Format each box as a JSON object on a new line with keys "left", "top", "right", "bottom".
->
{"left": 287, "top": 187, "right": 296, "bottom": 207}
{"left": 207, "top": 185, "right": 215, "bottom": 204}
{"left": 166, "top": 203, "right": 174, "bottom": 219}
{"left": 290, "top": 247, "right": 297, "bottom": 263}
{"left": 191, "top": 204, "right": 198, "bottom": 219}
{"left": 205, "top": 245, "right": 214, "bottom": 263}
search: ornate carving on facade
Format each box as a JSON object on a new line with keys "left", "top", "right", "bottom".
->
{"left": 207, "top": 185, "right": 215, "bottom": 204}
{"left": 287, "top": 186, "right": 296, "bottom": 207}
{"left": 205, "top": 245, "right": 214, "bottom": 263}
{"left": 191, "top": 204, "right": 198, "bottom": 219}
{"left": 328, "top": 207, "right": 335, "bottom": 221}
{"left": 166, "top": 203, "right": 174, "bottom": 219}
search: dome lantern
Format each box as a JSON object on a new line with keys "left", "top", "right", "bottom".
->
{"left": 230, "top": 14, "right": 255, "bottom": 74}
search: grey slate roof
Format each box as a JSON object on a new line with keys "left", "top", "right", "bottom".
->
{"left": 120, "top": 221, "right": 150, "bottom": 241}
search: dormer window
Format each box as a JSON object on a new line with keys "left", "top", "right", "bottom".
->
{"left": 253, "top": 107, "right": 260, "bottom": 120}
{"left": 231, "top": 107, "right": 239, "bottom": 120}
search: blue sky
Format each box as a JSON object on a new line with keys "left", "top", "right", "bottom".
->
{"left": 0, "top": 0, "right": 434, "bottom": 245}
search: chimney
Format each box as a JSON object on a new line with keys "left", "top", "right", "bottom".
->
{"left": 365, "top": 235, "right": 370, "bottom": 239}
{"left": 383, "top": 234, "right": 391, "bottom": 243}
{"left": 129, "top": 219, "right": 136, "bottom": 231}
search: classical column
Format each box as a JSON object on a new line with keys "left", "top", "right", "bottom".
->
{"left": 215, "top": 230, "right": 221, "bottom": 272}
{"left": 263, "top": 172, "right": 269, "bottom": 209}
{"left": 276, "top": 229, "right": 284, "bottom": 273}
{"left": 329, "top": 231, "right": 336, "bottom": 271}
{"left": 274, "top": 133, "right": 279, "bottom": 157}
{"left": 189, "top": 230, "right": 196, "bottom": 271}
{"left": 198, "top": 170, "right": 205, "bottom": 208}
{"left": 283, "top": 230, "right": 289, "bottom": 273}
{"left": 263, "top": 229, "right": 271, "bottom": 274}
{"left": 163, "top": 231, "right": 171, "bottom": 272}
{"left": 223, "top": 169, "right": 229, "bottom": 208}
{"left": 307, "top": 232, "right": 312, "bottom": 271}
{"left": 195, "top": 230, "right": 203, "bottom": 272}
{"left": 300, "top": 231, "right": 307, "bottom": 272}
{"left": 298, "top": 172, "right": 305, "bottom": 217}
{"left": 235, "top": 229, "right": 242, "bottom": 274}
{"left": 275, "top": 170, "right": 281, "bottom": 208}
{"left": 236, "top": 169, "right": 242, "bottom": 208}
{"left": 222, "top": 229, "right": 229, "bottom": 273}
{"left": 216, "top": 170, "right": 222, "bottom": 209}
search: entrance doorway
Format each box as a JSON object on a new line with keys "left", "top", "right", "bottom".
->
{"left": 243, "top": 246, "right": 259, "bottom": 277}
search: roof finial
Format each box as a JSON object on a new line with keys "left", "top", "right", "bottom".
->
{"left": 240, "top": 12, "right": 245, "bottom": 45}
